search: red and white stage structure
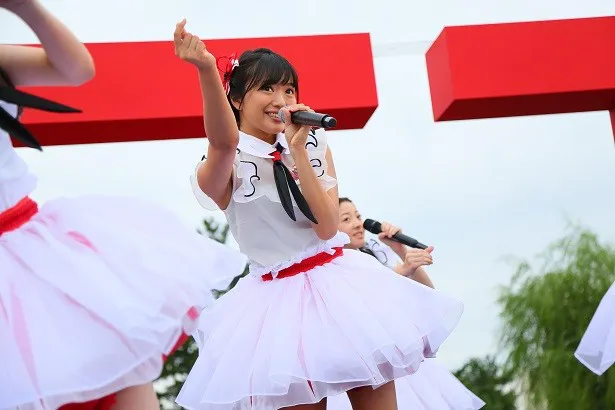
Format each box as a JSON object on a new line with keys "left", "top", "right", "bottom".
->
{"left": 17, "top": 33, "right": 379, "bottom": 146}
{"left": 425, "top": 16, "right": 615, "bottom": 140}
{"left": 17, "top": 15, "right": 614, "bottom": 146}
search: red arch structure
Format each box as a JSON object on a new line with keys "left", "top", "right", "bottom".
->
{"left": 18, "top": 33, "right": 378, "bottom": 146}
{"left": 425, "top": 16, "right": 615, "bottom": 140}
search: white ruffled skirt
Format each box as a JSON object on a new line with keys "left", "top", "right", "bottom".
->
{"left": 176, "top": 233, "right": 464, "bottom": 409}
{"left": 575, "top": 281, "right": 615, "bottom": 375}
{"left": 326, "top": 359, "right": 485, "bottom": 410}
{"left": 0, "top": 195, "right": 246, "bottom": 410}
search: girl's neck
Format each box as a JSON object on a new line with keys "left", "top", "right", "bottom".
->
{"left": 240, "top": 124, "right": 277, "bottom": 145}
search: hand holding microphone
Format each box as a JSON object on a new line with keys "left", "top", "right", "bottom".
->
{"left": 363, "top": 218, "right": 433, "bottom": 277}
{"left": 363, "top": 219, "right": 428, "bottom": 250}
{"left": 278, "top": 104, "right": 337, "bottom": 151}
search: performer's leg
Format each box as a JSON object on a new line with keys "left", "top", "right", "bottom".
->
{"left": 111, "top": 383, "right": 159, "bottom": 410}
{"left": 346, "top": 381, "right": 398, "bottom": 410}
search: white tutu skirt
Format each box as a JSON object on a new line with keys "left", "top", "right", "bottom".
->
{"left": 326, "top": 359, "right": 485, "bottom": 410}
{"left": 0, "top": 195, "right": 246, "bottom": 410}
{"left": 176, "top": 243, "right": 463, "bottom": 410}
{"left": 575, "top": 281, "right": 615, "bottom": 375}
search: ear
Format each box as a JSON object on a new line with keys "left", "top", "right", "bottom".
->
{"left": 231, "top": 96, "right": 242, "bottom": 111}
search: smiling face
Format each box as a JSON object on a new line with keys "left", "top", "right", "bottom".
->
{"left": 338, "top": 199, "right": 366, "bottom": 249}
{"left": 235, "top": 82, "right": 297, "bottom": 141}
{"left": 228, "top": 48, "right": 299, "bottom": 143}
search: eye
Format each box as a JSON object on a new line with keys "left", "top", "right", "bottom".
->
{"left": 286, "top": 87, "right": 295, "bottom": 95}
{"left": 260, "top": 85, "right": 274, "bottom": 92}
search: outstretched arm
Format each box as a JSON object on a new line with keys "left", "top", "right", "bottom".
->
{"left": 0, "top": 0, "right": 94, "bottom": 86}
{"left": 173, "top": 19, "right": 238, "bottom": 210}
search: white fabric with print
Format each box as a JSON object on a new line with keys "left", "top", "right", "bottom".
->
{"left": 364, "top": 235, "right": 402, "bottom": 269}
{"left": 190, "top": 128, "right": 345, "bottom": 277}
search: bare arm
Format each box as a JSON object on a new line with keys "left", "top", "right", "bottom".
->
{"left": 291, "top": 146, "right": 339, "bottom": 240}
{"left": 173, "top": 19, "right": 238, "bottom": 209}
{"left": 394, "top": 265, "right": 434, "bottom": 288}
{"left": 195, "top": 65, "right": 239, "bottom": 209}
{"left": 391, "top": 244, "right": 434, "bottom": 287}
{"left": 0, "top": 1, "right": 94, "bottom": 86}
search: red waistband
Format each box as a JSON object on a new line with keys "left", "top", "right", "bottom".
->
{"left": 0, "top": 197, "right": 38, "bottom": 235}
{"left": 261, "top": 247, "right": 344, "bottom": 281}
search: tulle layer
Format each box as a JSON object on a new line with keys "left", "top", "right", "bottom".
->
{"left": 326, "top": 359, "right": 485, "bottom": 410}
{"left": 177, "top": 248, "right": 463, "bottom": 409}
{"left": 0, "top": 195, "right": 246, "bottom": 410}
{"left": 575, "top": 281, "right": 615, "bottom": 375}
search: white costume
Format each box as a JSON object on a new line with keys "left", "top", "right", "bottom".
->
{"left": 0, "top": 99, "right": 246, "bottom": 410}
{"left": 575, "top": 282, "right": 615, "bottom": 375}
{"left": 177, "top": 129, "right": 464, "bottom": 409}
{"left": 328, "top": 237, "right": 485, "bottom": 409}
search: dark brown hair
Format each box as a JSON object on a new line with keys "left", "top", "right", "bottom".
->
{"left": 226, "top": 48, "right": 299, "bottom": 124}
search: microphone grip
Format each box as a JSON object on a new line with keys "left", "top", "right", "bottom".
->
{"left": 393, "top": 232, "right": 428, "bottom": 250}
{"left": 290, "top": 111, "right": 337, "bottom": 128}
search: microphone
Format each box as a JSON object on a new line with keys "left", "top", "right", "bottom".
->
{"left": 278, "top": 109, "right": 337, "bottom": 129}
{"left": 363, "top": 219, "right": 428, "bottom": 250}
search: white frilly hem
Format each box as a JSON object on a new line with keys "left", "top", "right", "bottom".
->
{"left": 177, "top": 247, "right": 463, "bottom": 409}
{"left": 574, "top": 281, "right": 615, "bottom": 375}
{"left": 326, "top": 359, "right": 485, "bottom": 410}
{"left": 0, "top": 195, "right": 247, "bottom": 409}
{"left": 248, "top": 232, "right": 349, "bottom": 278}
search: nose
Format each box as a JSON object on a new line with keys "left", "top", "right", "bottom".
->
{"left": 352, "top": 218, "right": 362, "bottom": 230}
{"left": 271, "top": 91, "right": 286, "bottom": 108}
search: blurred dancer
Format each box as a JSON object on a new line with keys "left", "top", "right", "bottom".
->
{"left": 0, "top": 2, "right": 245, "bottom": 409}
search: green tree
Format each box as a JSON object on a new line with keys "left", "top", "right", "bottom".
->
{"left": 453, "top": 355, "right": 517, "bottom": 409}
{"left": 498, "top": 226, "right": 615, "bottom": 410}
{"left": 155, "top": 217, "right": 248, "bottom": 409}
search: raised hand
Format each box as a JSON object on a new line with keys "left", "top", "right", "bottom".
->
{"left": 173, "top": 19, "right": 216, "bottom": 70}
{"left": 378, "top": 221, "right": 407, "bottom": 257}
{"left": 280, "top": 104, "right": 314, "bottom": 153}
{"left": 397, "top": 246, "right": 434, "bottom": 277}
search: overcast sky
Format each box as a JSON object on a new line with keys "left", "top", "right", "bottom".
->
{"left": 2, "top": 0, "right": 614, "bottom": 370}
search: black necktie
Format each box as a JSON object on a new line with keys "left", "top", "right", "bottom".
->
{"left": 270, "top": 143, "right": 318, "bottom": 224}
{"left": 0, "top": 69, "right": 81, "bottom": 150}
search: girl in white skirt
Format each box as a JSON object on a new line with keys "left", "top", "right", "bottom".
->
{"left": 175, "top": 18, "right": 464, "bottom": 410}
{"left": 0, "top": 2, "right": 245, "bottom": 409}
{"left": 575, "top": 282, "right": 615, "bottom": 376}
{"left": 327, "top": 197, "right": 485, "bottom": 409}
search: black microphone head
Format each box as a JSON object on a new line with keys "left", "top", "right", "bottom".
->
{"left": 363, "top": 219, "right": 382, "bottom": 234}
{"left": 322, "top": 116, "right": 337, "bottom": 128}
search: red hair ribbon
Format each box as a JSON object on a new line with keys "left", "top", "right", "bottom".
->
{"left": 216, "top": 53, "right": 239, "bottom": 95}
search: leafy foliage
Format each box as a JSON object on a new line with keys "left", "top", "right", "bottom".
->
{"left": 453, "top": 355, "right": 517, "bottom": 410}
{"left": 498, "top": 226, "right": 615, "bottom": 410}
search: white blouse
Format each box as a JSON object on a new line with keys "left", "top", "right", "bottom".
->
{"left": 0, "top": 101, "right": 37, "bottom": 212}
{"left": 191, "top": 128, "right": 348, "bottom": 277}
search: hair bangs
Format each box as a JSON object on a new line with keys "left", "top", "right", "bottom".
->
{"left": 244, "top": 52, "right": 298, "bottom": 94}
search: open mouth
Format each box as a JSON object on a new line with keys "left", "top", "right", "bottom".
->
{"left": 266, "top": 112, "right": 281, "bottom": 122}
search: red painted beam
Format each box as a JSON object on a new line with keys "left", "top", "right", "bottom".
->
{"left": 425, "top": 16, "right": 615, "bottom": 122}
{"left": 18, "top": 33, "right": 377, "bottom": 146}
